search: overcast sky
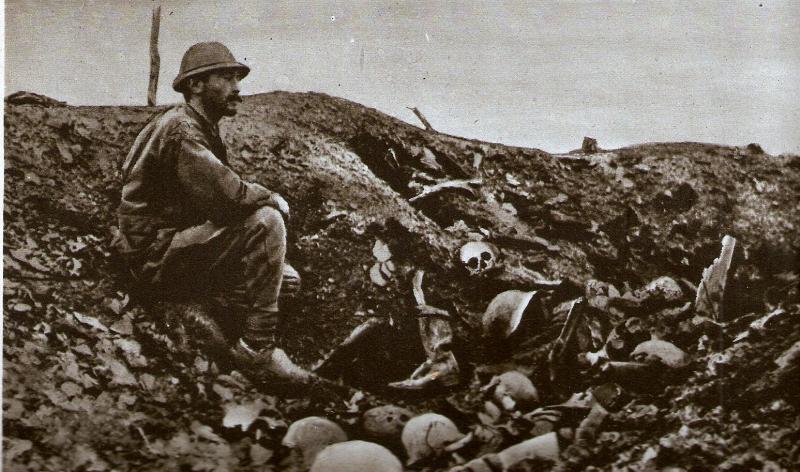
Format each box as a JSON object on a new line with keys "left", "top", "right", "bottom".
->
{"left": 5, "top": 0, "right": 799, "bottom": 154}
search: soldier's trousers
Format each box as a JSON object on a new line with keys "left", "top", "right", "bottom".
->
{"left": 134, "top": 206, "right": 288, "bottom": 327}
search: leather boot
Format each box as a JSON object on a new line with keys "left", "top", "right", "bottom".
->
{"left": 233, "top": 311, "right": 317, "bottom": 383}
{"left": 388, "top": 351, "right": 460, "bottom": 390}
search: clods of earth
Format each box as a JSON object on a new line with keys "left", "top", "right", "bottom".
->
{"left": 4, "top": 91, "right": 800, "bottom": 470}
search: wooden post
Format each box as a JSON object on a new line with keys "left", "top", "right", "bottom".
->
{"left": 407, "top": 106, "right": 435, "bottom": 131}
{"left": 147, "top": 6, "right": 161, "bottom": 106}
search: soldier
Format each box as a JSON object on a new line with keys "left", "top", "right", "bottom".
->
{"left": 113, "top": 42, "right": 308, "bottom": 380}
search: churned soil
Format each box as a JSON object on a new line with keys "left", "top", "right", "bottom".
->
{"left": 4, "top": 91, "right": 799, "bottom": 470}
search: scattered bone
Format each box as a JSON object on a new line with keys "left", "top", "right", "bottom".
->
{"left": 369, "top": 263, "right": 388, "bottom": 286}
{"left": 402, "top": 413, "right": 467, "bottom": 466}
{"left": 313, "top": 318, "right": 386, "bottom": 373}
{"left": 459, "top": 241, "right": 499, "bottom": 276}
{"left": 505, "top": 173, "right": 521, "bottom": 186}
{"left": 372, "top": 239, "right": 392, "bottom": 262}
{"left": 282, "top": 416, "right": 347, "bottom": 469}
{"left": 389, "top": 271, "right": 459, "bottom": 389}
{"left": 549, "top": 298, "right": 585, "bottom": 382}
{"left": 733, "top": 308, "right": 788, "bottom": 343}
{"left": 363, "top": 405, "right": 414, "bottom": 440}
{"left": 774, "top": 340, "right": 800, "bottom": 371}
{"left": 695, "top": 235, "right": 737, "bottom": 320}
{"left": 408, "top": 178, "right": 481, "bottom": 203}
{"left": 311, "top": 440, "right": 402, "bottom": 472}
{"left": 574, "top": 402, "right": 609, "bottom": 445}
{"left": 496, "top": 431, "right": 561, "bottom": 470}
{"left": 420, "top": 147, "right": 443, "bottom": 172}
{"left": 496, "top": 264, "right": 562, "bottom": 289}
{"left": 481, "top": 290, "right": 538, "bottom": 339}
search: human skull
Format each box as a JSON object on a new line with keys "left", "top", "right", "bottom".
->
{"left": 310, "top": 441, "right": 403, "bottom": 472}
{"left": 486, "top": 371, "right": 539, "bottom": 410}
{"left": 282, "top": 416, "right": 347, "bottom": 468}
{"left": 459, "top": 241, "right": 499, "bottom": 276}
{"left": 363, "top": 405, "right": 414, "bottom": 440}
{"left": 401, "top": 413, "right": 465, "bottom": 466}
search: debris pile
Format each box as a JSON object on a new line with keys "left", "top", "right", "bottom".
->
{"left": 4, "top": 91, "right": 799, "bottom": 470}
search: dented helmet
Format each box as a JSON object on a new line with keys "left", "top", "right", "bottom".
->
{"left": 482, "top": 290, "right": 538, "bottom": 339}
{"left": 310, "top": 440, "right": 403, "bottom": 472}
{"left": 282, "top": 416, "right": 347, "bottom": 468}
{"left": 459, "top": 241, "right": 499, "bottom": 276}
{"left": 402, "top": 413, "right": 465, "bottom": 465}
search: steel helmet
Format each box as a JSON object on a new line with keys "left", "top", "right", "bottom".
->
{"left": 172, "top": 41, "right": 250, "bottom": 92}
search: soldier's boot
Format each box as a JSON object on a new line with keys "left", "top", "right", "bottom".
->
{"left": 232, "top": 311, "right": 315, "bottom": 383}
{"left": 388, "top": 351, "right": 460, "bottom": 390}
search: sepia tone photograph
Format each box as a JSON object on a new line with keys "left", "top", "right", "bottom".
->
{"left": 3, "top": 1, "right": 799, "bottom": 470}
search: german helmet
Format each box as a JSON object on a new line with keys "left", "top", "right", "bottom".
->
{"left": 172, "top": 42, "right": 250, "bottom": 92}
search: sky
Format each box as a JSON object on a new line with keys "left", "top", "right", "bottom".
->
{"left": 4, "top": 0, "right": 799, "bottom": 154}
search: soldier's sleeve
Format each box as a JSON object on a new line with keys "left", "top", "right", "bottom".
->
{"left": 171, "top": 122, "right": 274, "bottom": 224}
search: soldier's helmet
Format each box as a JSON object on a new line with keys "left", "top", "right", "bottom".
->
{"left": 172, "top": 42, "right": 250, "bottom": 92}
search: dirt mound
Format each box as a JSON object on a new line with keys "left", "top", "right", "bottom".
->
{"left": 4, "top": 91, "right": 799, "bottom": 470}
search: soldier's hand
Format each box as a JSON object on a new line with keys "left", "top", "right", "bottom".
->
{"left": 269, "top": 193, "right": 291, "bottom": 221}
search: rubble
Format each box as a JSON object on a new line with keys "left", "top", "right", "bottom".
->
{"left": 4, "top": 91, "right": 799, "bottom": 470}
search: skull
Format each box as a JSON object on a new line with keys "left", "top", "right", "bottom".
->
{"left": 310, "top": 441, "right": 403, "bottom": 472}
{"left": 363, "top": 405, "right": 414, "bottom": 440}
{"left": 401, "top": 413, "right": 465, "bottom": 466}
{"left": 459, "top": 241, "right": 499, "bottom": 276}
{"left": 282, "top": 416, "right": 347, "bottom": 469}
{"left": 485, "top": 371, "right": 540, "bottom": 410}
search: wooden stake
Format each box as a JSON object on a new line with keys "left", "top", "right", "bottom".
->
{"left": 147, "top": 6, "right": 161, "bottom": 106}
{"left": 407, "top": 106, "right": 435, "bottom": 131}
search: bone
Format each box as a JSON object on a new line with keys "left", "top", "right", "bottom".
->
{"left": 412, "top": 270, "right": 456, "bottom": 360}
{"left": 695, "top": 235, "right": 736, "bottom": 320}
{"left": 548, "top": 297, "right": 585, "bottom": 382}
{"left": 408, "top": 178, "right": 481, "bottom": 203}
{"left": 312, "top": 318, "right": 386, "bottom": 373}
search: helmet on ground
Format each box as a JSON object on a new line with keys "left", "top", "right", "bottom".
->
{"left": 172, "top": 41, "right": 250, "bottom": 92}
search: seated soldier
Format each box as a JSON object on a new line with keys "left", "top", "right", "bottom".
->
{"left": 113, "top": 41, "right": 307, "bottom": 380}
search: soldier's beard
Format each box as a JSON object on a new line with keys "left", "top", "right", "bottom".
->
{"left": 202, "top": 90, "right": 240, "bottom": 119}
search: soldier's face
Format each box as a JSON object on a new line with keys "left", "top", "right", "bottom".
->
{"left": 200, "top": 71, "right": 242, "bottom": 118}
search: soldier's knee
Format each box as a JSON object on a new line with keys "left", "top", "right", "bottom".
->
{"left": 248, "top": 206, "right": 286, "bottom": 237}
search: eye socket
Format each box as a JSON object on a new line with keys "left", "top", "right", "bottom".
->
{"left": 466, "top": 257, "right": 480, "bottom": 269}
{"left": 480, "top": 251, "right": 493, "bottom": 261}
